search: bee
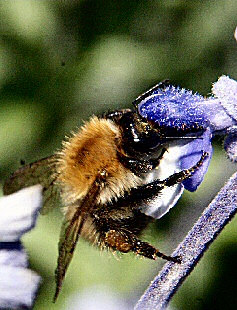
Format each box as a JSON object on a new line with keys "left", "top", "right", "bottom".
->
{"left": 3, "top": 81, "right": 207, "bottom": 301}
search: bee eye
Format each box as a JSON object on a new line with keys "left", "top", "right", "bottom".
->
{"left": 118, "top": 112, "right": 162, "bottom": 155}
{"left": 135, "top": 131, "right": 161, "bottom": 151}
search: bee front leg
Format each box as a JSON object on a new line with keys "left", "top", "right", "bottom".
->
{"left": 127, "top": 151, "right": 208, "bottom": 204}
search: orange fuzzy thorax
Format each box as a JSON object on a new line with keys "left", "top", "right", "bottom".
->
{"left": 56, "top": 116, "right": 142, "bottom": 206}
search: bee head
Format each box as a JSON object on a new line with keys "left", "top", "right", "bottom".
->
{"left": 116, "top": 111, "right": 164, "bottom": 157}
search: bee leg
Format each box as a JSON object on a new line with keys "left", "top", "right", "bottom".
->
{"left": 128, "top": 151, "right": 208, "bottom": 203}
{"left": 104, "top": 229, "right": 133, "bottom": 253}
{"left": 104, "top": 229, "right": 180, "bottom": 263}
{"left": 132, "top": 238, "right": 181, "bottom": 263}
{"left": 117, "top": 148, "right": 167, "bottom": 174}
{"left": 94, "top": 208, "right": 179, "bottom": 262}
{"left": 162, "top": 151, "right": 208, "bottom": 187}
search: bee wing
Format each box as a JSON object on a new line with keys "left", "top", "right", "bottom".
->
{"left": 3, "top": 156, "right": 61, "bottom": 215}
{"left": 54, "top": 181, "right": 101, "bottom": 302}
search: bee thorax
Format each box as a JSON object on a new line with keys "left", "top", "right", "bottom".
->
{"left": 56, "top": 116, "right": 142, "bottom": 206}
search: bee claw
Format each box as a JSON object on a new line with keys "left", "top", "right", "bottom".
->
{"left": 172, "top": 255, "right": 182, "bottom": 264}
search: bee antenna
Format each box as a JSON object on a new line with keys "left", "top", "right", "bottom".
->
{"left": 132, "top": 79, "right": 170, "bottom": 107}
{"left": 165, "top": 136, "right": 203, "bottom": 140}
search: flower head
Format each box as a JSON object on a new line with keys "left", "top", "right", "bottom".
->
{"left": 137, "top": 76, "right": 237, "bottom": 192}
{"left": 211, "top": 75, "right": 237, "bottom": 162}
{"left": 138, "top": 85, "right": 208, "bottom": 130}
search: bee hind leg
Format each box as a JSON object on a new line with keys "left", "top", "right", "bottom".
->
{"left": 104, "top": 229, "right": 180, "bottom": 263}
{"left": 132, "top": 238, "right": 181, "bottom": 263}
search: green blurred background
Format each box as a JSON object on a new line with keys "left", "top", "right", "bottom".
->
{"left": 0, "top": 1, "right": 237, "bottom": 309}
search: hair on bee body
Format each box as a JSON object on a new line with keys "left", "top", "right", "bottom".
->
{"left": 56, "top": 116, "right": 142, "bottom": 207}
{"left": 3, "top": 81, "right": 208, "bottom": 301}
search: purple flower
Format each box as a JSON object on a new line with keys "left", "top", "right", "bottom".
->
{"left": 211, "top": 75, "right": 237, "bottom": 162}
{"left": 136, "top": 28, "right": 237, "bottom": 310}
{"left": 137, "top": 76, "right": 237, "bottom": 193}
{"left": 0, "top": 185, "right": 42, "bottom": 309}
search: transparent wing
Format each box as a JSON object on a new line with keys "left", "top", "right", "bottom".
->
{"left": 3, "top": 156, "right": 61, "bottom": 214}
{"left": 54, "top": 181, "right": 101, "bottom": 302}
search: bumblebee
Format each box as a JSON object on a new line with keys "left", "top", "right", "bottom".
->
{"left": 3, "top": 81, "right": 207, "bottom": 301}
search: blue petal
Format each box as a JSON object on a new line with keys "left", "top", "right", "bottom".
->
{"left": 180, "top": 129, "right": 212, "bottom": 191}
{"left": 0, "top": 241, "right": 41, "bottom": 309}
{"left": 212, "top": 76, "right": 237, "bottom": 123}
{"left": 224, "top": 126, "right": 237, "bottom": 162}
{"left": 138, "top": 85, "right": 209, "bottom": 130}
{"left": 138, "top": 84, "right": 236, "bottom": 134}
{"left": 0, "top": 185, "right": 43, "bottom": 242}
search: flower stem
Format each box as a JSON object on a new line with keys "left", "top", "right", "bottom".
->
{"left": 135, "top": 171, "right": 237, "bottom": 310}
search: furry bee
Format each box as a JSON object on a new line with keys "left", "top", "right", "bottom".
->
{"left": 3, "top": 81, "right": 207, "bottom": 301}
